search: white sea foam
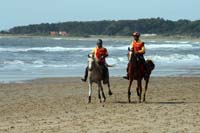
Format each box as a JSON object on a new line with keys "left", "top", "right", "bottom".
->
{"left": 146, "top": 44, "right": 194, "bottom": 49}
{"left": 33, "top": 64, "right": 69, "bottom": 68}
{"left": 164, "top": 41, "right": 191, "bottom": 44}
{"left": 179, "top": 41, "right": 189, "bottom": 44}
{"left": 33, "top": 60, "right": 44, "bottom": 65}
{"left": 1, "top": 42, "right": 199, "bottom": 52}
{"left": 3, "top": 60, "right": 25, "bottom": 65}
{"left": 52, "top": 37, "right": 63, "bottom": 40}
{"left": 164, "top": 41, "right": 176, "bottom": 43}
{"left": 194, "top": 42, "right": 200, "bottom": 44}
{"left": 147, "top": 54, "right": 200, "bottom": 63}
{"left": 142, "top": 34, "right": 157, "bottom": 36}
{"left": 0, "top": 46, "right": 93, "bottom": 52}
{"left": 1, "top": 38, "right": 200, "bottom": 82}
{"left": 107, "top": 57, "right": 128, "bottom": 64}
{"left": 148, "top": 40, "right": 156, "bottom": 43}
{"left": 107, "top": 46, "right": 129, "bottom": 51}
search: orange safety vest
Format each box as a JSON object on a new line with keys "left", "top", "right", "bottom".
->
{"left": 131, "top": 40, "right": 145, "bottom": 55}
{"left": 92, "top": 47, "right": 108, "bottom": 63}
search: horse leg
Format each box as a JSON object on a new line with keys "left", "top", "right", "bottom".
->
{"left": 88, "top": 82, "right": 92, "bottom": 103}
{"left": 136, "top": 87, "right": 140, "bottom": 96}
{"left": 128, "top": 79, "right": 133, "bottom": 103}
{"left": 137, "top": 80, "right": 142, "bottom": 103}
{"left": 98, "top": 83, "right": 102, "bottom": 103}
{"left": 100, "top": 83, "right": 106, "bottom": 102}
{"left": 107, "top": 81, "right": 113, "bottom": 95}
{"left": 143, "top": 78, "right": 149, "bottom": 102}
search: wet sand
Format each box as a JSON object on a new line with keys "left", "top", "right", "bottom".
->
{"left": 0, "top": 77, "right": 200, "bottom": 133}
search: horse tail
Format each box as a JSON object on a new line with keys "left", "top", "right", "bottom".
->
{"left": 146, "top": 59, "right": 155, "bottom": 71}
{"left": 105, "top": 63, "right": 115, "bottom": 67}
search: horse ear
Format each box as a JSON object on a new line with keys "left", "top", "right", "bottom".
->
{"left": 88, "top": 54, "right": 93, "bottom": 58}
{"left": 88, "top": 53, "right": 94, "bottom": 58}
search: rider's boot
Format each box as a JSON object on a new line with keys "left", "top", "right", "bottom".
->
{"left": 123, "top": 74, "right": 129, "bottom": 80}
{"left": 123, "top": 64, "right": 129, "bottom": 80}
{"left": 81, "top": 67, "right": 88, "bottom": 82}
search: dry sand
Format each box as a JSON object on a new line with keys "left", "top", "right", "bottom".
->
{"left": 0, "top": 77, "right": 200, "bottom": 133}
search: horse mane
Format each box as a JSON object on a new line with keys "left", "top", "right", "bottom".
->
{"left": 88, "top": 56, "right": 103, "bottom": 75}
{"left": 128, "top": 52, "right": 142, "bottom": 79}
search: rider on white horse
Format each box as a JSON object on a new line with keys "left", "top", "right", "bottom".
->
{"left": 81, "top": 39, "right": 109, "bottom": 83}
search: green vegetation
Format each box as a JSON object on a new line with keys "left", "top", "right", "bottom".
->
{"left": 1, "top": 18, "right": 200, "bottom": 37}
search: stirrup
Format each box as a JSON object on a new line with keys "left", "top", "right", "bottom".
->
{"left": 123, "top": 76, "right": 129, "bottom": 80}
{"left": 81, "top": 78, "right": 87, "bottom": 82}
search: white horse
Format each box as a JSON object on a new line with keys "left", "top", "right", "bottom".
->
{"left": 87, "top": 54, "right": 112, "bottom": 103}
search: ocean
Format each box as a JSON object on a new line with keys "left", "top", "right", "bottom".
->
{"left": 0, "top": 36, "right": 200, "bottom": 83}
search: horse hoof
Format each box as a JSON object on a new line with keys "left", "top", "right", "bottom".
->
{"left": 136, "top": 89, "right": 140, "bottom": 96}
{"left": 143, "top": 99, "right": 146, "bottom": 102}
{"left": 108, "top": 91, "right": 113, "bottom": 96}
{"left": 88, "top": 99, "right": 91, "bottom": 104}
{"left": 137, "top": 92, "right": 140, "bottom": 96}
{"left": 88, "top": 96, "right": 91, "bottom": 103}
{"left": 103, "top": 99, "right": 106, "bottom": 102}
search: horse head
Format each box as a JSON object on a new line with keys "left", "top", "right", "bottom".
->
{"left": 128, "top": 47, "right": 138, "bottom": 63}
{"left": 88, "top": 54, "right": 95, "bottom": 71}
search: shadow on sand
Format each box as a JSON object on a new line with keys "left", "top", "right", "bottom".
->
{"left": 114, "top": 101, "right": 200, "bottom": 104}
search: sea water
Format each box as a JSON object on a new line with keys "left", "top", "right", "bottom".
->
{"left": 0, "top": 37, "right": 200, "bottom": 83}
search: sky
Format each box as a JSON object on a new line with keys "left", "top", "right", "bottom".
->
{"left": 0, "top": 0, "right": 200, "bottom": 30}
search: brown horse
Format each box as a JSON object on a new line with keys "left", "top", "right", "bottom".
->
{"left": 87, "top": 54, "right": 112, "bottom": 103}
{"left": 127, "top": 50, "right": 155, "bottom": 103}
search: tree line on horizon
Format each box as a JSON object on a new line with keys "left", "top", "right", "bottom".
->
{"left": 1, "top": 18, "right": 200, "bottom": 37}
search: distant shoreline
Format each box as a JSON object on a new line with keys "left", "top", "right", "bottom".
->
{"left": 1, "top": 34, "right": 200, "bottom": 42}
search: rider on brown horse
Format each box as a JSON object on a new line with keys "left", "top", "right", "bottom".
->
{"left": 123, "top": 32, "right": 148, "bottom": 80}
{"left": 81, "top": 39, "right": 109, "bottom": 83}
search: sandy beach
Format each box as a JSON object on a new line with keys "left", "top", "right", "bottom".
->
{"left": 0, "top": 77, "right": 200, "bottom": 133}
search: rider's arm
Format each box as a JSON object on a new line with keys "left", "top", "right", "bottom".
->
{"left": 103, "top": 48, "right": 108, "bottom": 58}
{"left": 135, "top": 42, "right": 145, "bottom": 54}
{"left": 100, "top": 48, "right": 108, "bottom": 59}
{"left": 91, "top": 48, "right": 96, "bottom": 57}
{"left": 137, "top": 46, "right": 145, "bottom": 54}
{"left": 130, "top": 42, "right": 134, "bottom": 51}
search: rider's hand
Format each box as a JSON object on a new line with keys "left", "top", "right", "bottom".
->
{"left": 100, "top": 55, "right": 105, "bottom": 59}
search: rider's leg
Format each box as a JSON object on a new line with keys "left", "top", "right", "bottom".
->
{"left": 138, "top": 55, "right": 148, "bottom": 80}
{"left": 123, "top": 52, "right": 132, "bottom": 80}
{"left": 102, "top": 64, "right": 109, "bottom": 84}
{"left": 81, "top": 66, "right": 88, "bottom": 82}
{"left": 123, "top": 63, "right": 129, "bottom": 80}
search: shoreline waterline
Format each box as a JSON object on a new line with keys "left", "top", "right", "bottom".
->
{"left": 1, "top": 74, "right": 200, "bottom": 84}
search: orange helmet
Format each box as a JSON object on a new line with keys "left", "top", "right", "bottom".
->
{"left": 133, "top": 32, "right": 140, "bottom": 37}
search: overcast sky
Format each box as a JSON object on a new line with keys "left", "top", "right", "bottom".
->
{"left": 0, "top": 0, "right": 200, "bottom": 30}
